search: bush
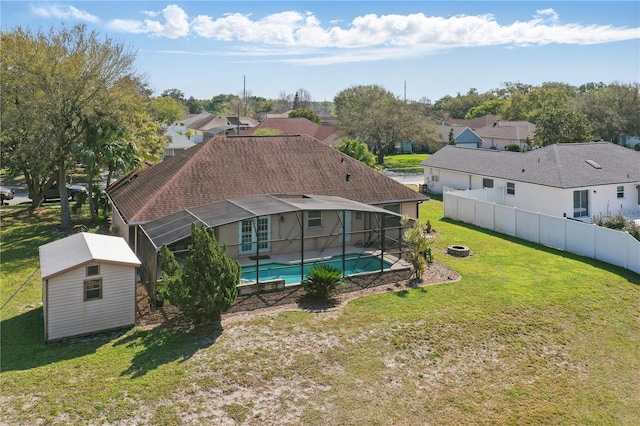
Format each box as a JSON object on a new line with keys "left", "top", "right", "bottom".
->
{"left": 303, "top": 264, "right": 344, "bottom": 300}
{"left": 592, "top": 212, "right": 640, "bottom": 241}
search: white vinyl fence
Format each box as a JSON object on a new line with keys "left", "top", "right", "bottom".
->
{"left": 443, "top": 188, "right": 640, "bottom": 274}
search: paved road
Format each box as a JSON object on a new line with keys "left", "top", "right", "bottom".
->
{"left": 2, "top": 186, "right": 30, "bottom": 206}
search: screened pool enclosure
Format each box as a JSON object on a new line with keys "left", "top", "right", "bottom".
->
{"left": 136, "top": 194, "right": 413, "bottom": 304}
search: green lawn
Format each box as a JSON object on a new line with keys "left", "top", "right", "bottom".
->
{"left": 382, "top": 153, "right": 429, "bottom": 172}
{"left": 1, "top": 200, "right": 638, "bottom": 425}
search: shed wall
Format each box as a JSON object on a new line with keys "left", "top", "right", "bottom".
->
{"left": 45, "top": 263, "right": 136, "bottom": 341}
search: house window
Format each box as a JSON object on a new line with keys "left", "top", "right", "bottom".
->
{"left": 617, "top": 186, "right": 624, "bottom": 198}
{"left": 308, "top": 210, "right": 322, "bottom": 228}
{"left": 239, "top": 217, "right": 271, "bottom": 254}
{"left": 507, "top": 182, "right": 515, "bottom": 195}
{"left": 573, "top": 190, "right": 589, "bottom": 218}
{"left": 483, "top": 178, "right": 494, "bottom": 188}
{"left": 86, "top": 265, "right": 100, "bottom": 276}
{"left": 84, "top": 279, "right": 102, "bottom": 301}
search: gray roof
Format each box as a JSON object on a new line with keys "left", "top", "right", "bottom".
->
{"left": 164, "top": 127, "right": 197, "bottom": 149}
{"left": 140, "top": 194, "right": 400, "bottom": 248}
{"left": 422, "top": 142, "right": 640, "bottom": 188}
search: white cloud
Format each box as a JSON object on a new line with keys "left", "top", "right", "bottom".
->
{"left": 109, "top": 5, "right": 640, "bottom": 63}
{"left": 535, "top": 8, "right": 560, "bottom": 24}
{"left": 188, "top": 7, "right": 639, "bottom": 48}
{"left": 30, "top": 4, "right": 99, "bottom": 23}
{"left": 108, "top": 4, "right": 189, "bottom": 39}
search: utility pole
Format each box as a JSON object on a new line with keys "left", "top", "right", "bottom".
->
{"left": 404, "top": 80, "right": 407, "bottom": 103}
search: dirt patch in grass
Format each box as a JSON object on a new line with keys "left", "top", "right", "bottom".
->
{"left": 137, "top": 262, "right": 460, "bottom": 330}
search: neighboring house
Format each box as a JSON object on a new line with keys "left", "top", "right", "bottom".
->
{"left": 107, "top": 135, "right": 427, "bottom": 293}
{"left": 39, "top": 232, "right": 141, "bottom": 342}
{"left": 187, "top": 114, "right": 259, "bottom": 142}
{"left": 474, "top": 121, "right": 536, "bottom": 151}
{"left": 437, "top": 125, "right": 484, "bottom": 149}
{"left": 163, "top": 127, "right": 195, "bottom": 159}
{"left": 242, "top": 117, "right": 341, "bottom": 146}
{"left": 421, "top": 142, "right": 640, "bottom": 219}
{"left": 445, "top": 114, "right": 498, "bottom": 129}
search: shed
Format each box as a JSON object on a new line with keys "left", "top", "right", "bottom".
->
{"left": 39, "top": 232, "right": 141, "bottom": 342}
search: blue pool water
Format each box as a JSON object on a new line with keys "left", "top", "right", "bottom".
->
{"left": 241, "top": 254, "right": 392, "bottom": 285}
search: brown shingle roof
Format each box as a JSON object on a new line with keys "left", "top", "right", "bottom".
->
{"left": 108, "top": 135, "right": 425, "bottom": 223}
{"left": 243, "top": 118, "right": 340, "bottom": 145}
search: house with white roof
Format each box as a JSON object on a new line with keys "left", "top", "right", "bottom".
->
{"left": 422, "top": 142, "right": 640, "bottom": 220}
{"left": 39, "top": 232, "right": 141, "bottom": 342}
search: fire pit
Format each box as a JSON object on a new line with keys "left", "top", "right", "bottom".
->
{"left": 447, "top": 245, "right": 470, "bottom": 257}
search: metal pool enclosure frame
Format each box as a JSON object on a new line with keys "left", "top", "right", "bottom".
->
{"left": 136, "top": 194, "right": 412, "bottom": 304}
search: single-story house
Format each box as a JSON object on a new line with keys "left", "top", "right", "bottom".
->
{"left": 39, "top": 232, "right": 141, "bottom": 342}
{"left": 421, "top": 142, "right": 640, "bottom": 219}
{"left": 242, "top": 117, "right": 341, "bottom": 146}
{"left": 163, "top": 127, "right": 195, "bottom": 159}
{"left": 437, "top": 125, "right": 484, "bottom": 149}
{"left": 187, "top": 114, "right": 259, "bottom": 142}
{"left": 107, "top": 135, "right": 427, "bottom": 298}
{"left": 474, "top": 121, "right": 536, "bottom": 151}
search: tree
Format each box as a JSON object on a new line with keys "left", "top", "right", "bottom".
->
{"left": 159, "top": 223, "right": 240, "bottom": 322}
{"left": 334, "top": 84, "right": 438, "bottom": 164}
{"left": 303, "top": 264, "right": 343, "bottom": 301}
{"left": 1, "top": 25, "right": 142, "bottom": 227}
{"left": 534, "top": 108, "right": 593, "bottom": 146}
{"left": 185, "top": 96, "right": 205, "bottom": 114}
{"left": 578, "top": 82, "right": 640, "bottom": 143}
{"left": 401, "top": 216, "right": 434, "bottom": 281}
{"left": 288, "top": 108, "right": 321, "bottom": 124}
{"left": 276, "top": 90, "right": 293, "bottom": 112}
{"left": 335, "top": 138, "right": 376, "bottom": 167}
{"left": 292, "top": 92, "right": 300, "bottom": 110}
{"left": 159, "top": 88, "right": 185, "bottom": 102}
{"left": 149, "top": 97, "right": 185, "bottom": 124}
{"left": 448, "top": 129, "right": 456, "bottom": 145}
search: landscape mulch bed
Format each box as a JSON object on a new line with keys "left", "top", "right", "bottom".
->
{"left": 137, "top": 262, "right": 460, "bottom": 330}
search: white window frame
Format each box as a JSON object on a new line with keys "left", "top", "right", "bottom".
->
{"left": 617, "top": 186, "right": 624, "bottom": 199}
{"left": 239, "top": 216, "right": 271, "bottom": 254}
{"left": 507, "top": 182, "right": 515, "bottom": 195}
{"left": 573, "top": 190, "right": 589, "bottom": 218}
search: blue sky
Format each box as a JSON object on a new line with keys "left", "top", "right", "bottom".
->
{"left": 2, "top": 1, "right": 639, "bottom": 103}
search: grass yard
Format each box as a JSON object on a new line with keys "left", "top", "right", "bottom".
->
{"left": 1, "top": 200, "right": 639, "bottom": 425}
{"left": 382, "top": 153, "right": 429, "bottom": 173}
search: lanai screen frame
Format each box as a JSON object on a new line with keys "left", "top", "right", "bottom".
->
{"left": 137, "top": 194, "right": 409, "bottom": 301}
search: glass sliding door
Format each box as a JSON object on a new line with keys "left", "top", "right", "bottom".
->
{"left": 573, "top": 190, "right": 589, "bottom": 218}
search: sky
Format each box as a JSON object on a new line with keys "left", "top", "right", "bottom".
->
{"left": 2, "top": 1, "right": 639, "bottom": 103}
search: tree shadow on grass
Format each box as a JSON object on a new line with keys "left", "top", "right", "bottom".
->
{"left": 440, "top": 218, "right": 640, "bottom": 286}
{"left": 0, "top": 307, "right": 124, "bottom": 372}
{"left": 295, "top": 294, "right": 341, "bottom": 312}
{"left": 114, "top": 321, "right": 221, "bottom": 379}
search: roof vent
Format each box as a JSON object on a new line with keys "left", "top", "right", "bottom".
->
{"left": 585, "top": 160, "right": 602, "bottom": 169}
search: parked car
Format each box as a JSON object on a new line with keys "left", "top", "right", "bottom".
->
{"left": 29, "top": 182, "right": 88, "bottom": 201}
{"left": 1, "top": 186, "right": 15, "bottom": 203}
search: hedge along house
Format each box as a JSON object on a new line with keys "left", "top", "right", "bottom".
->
{"left": 107, "top": 135, "right": 428, "bottom": 301}
{"left": 39, "top": 232, "right": 141, "bottom": 342}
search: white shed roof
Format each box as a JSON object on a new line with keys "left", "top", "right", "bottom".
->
{"left": 39, "top": 232, "right": 141, "bottom": 279}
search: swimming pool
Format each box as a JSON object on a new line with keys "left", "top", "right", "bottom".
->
{"left": 241, "top": 254, "right": 392, "bottom": 285}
